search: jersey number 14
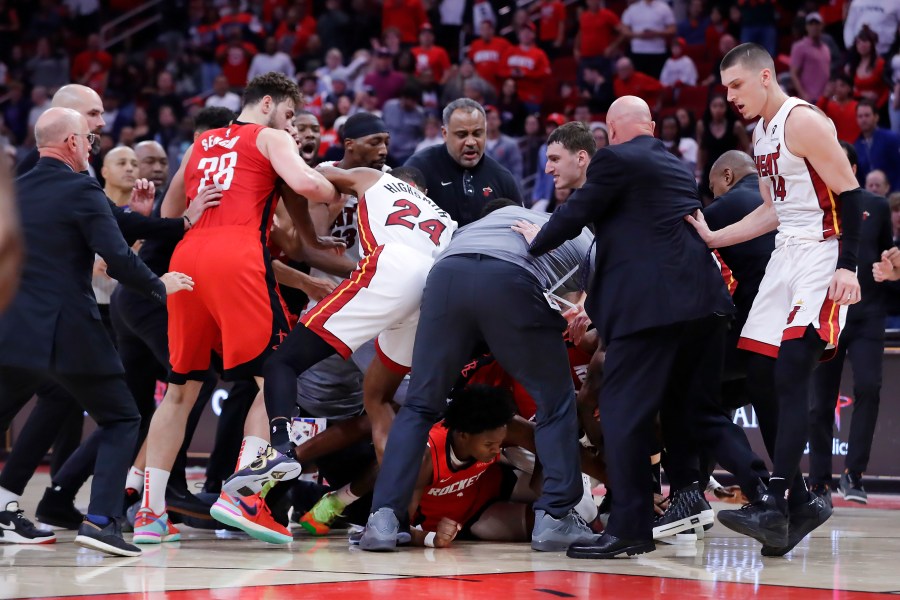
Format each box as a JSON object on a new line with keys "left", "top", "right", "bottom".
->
{"left": 771, "top": 175, "right": 786, "bottom": 202}
{"left": 197, "top": 151, "right": 238, "bottom": 192}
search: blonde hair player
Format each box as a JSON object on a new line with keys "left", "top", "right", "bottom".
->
{"left": 686, "top": 42, "right": 876, "bottom": 557}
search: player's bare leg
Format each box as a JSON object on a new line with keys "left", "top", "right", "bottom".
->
{"left": 363, "top": 358, "right": 407, "bottom": 463}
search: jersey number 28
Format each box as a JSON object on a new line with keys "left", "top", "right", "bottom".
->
{"left": 197, "top": 151, "right": 238, "bottom": 192}
{"left": 385, "top": 199, "right": 446, "bottom": 245}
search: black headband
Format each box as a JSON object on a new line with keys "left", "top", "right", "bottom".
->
{"left": 344, "top": 114, "right": 388, "bottom": 140}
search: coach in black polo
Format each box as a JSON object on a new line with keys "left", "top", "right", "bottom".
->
{"left": 404, "top": 98, "right": 523, "bottom": 225}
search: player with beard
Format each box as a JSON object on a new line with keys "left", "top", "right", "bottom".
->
{"left": 133, "top": 72, "right": 340, "bottom": 545}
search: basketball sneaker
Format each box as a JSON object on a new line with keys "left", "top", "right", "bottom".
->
{"left": 717, "top": 487, "right": 788, "bottom": 548}
{"left": 652, "top": 482, "right": 714, "bottom": 539}
{"left": 761, "top": 492, "right": 833, "bottom": 557}
{"left": 838, "top": 472, "right": 867, "bottom": 504}
{"left": 209, "top": 492, "right": 292, "bottom": 544}
{"left": 221, "top": 446, "right": 302, "bottom": 499}
{"left": 0, "top": 502, "right": 56, "bottom": 545}
{"left": 299, "top": 491, "right": 346, "bottom": 536}
{"left": 132, "top": 508, "right": 181, "bottom": 544}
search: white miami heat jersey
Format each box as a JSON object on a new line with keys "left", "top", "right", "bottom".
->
{"left": 357, "top": 172, "right": 458, "bottom": 258}
{"left": 753, "top": 96, "right": 841, "bottom": 244}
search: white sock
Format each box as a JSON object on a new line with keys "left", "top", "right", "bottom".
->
{"left": 142, "top": 468, "right": 170, "bottom": 515}
{"left": 237, "top": 436, "right": 270, "bottom": 470}
{"left": 125, "top": 466, "right": 144, "bottom": 492}
{"left": 0, "top": 485, "right": 20, "bottom": 510}
{"left": 335, "top": 484, "right": 359, "bottom": 508}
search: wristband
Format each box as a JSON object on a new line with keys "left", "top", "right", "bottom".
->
{"left": 424, "top": 531, "right": 436, "bottom": 547}
{"left": 183, "top": 214, "right": 193, "bottom": 228}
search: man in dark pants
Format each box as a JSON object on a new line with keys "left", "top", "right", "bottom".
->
{"left": 405, "top": 98, "right": 523, "bottom": 225}
{"left": 0, "top": 108, "right": 192, "bottom": 555}
{"left": 809, "top": 142, "right": 893, "bottom": 505}
{"left": 0, "top": 83, "right": 208, "bottom": 527}
{"left": 525, "top": 96, "right": 740, "bottom": 559}
{"left": 359, "top": 200, "right": 595, "bottom": 553}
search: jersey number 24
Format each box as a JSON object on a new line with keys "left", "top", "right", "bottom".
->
{"left": 385, "top": 199, "right": 447, "bottom": 245}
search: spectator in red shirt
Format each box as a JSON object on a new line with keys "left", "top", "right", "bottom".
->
{"left": 500, "top": 23, "right": 551, "bottom": 113}
{"left": 71, "top": 34, "right": 113, "bottom": 94}
{"left": 363, "top": 48, "right": 408, "bottom": 109}
{"left": 816, "top": 74, "right": 861, "bottom": 143}
{"left": 412, "top": 24, "right": 452, "bottom": 84}
{"left": 469, "top": 20, "right": 512, "bottom": 90}
{"left": 215, "top": 32, "right": 257, "bottom": 88}
{"left": 533, "top": 0, "right": 566, "bottom": 58}
{"left": 574, "top": 0, "right": 622, "bottom": 68}
{"left": 275, "top": 5, "right": 318, "bottom": 58}
{"left": 216, "top": 0, "right": 264, "bottom": 42}
{"left": 612, "top": 56, "right": 663, "bottom": 108}
{"left": 382, "top": 0, "right": 428, "bottom": 46}
{"left": 846, "top": 27, "right": 889, "bottom": 109}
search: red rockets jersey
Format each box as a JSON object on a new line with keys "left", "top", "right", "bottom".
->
{"left": 184, "top": 122, "right": 279, "bottom": 239}
{"left": 415, "top": 423, "right": 503, "bottom": 531}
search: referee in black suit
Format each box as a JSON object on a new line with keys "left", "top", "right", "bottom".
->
{"left": 0, "top": 108, "right": 192, "bottom": 556}
{"left": 527, "top": 96, "right": 766, "bottom": 559}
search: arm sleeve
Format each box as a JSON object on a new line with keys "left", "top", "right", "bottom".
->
{"left": 110, "top": 200, "right": 185, "bottom": 246}
{"left": 836, "top": 187, "right": 867, "bottom": 271}
{"left": 529, "top": 149, "right": 623, "bottom": 256}
{"left": 78, "top": 184, "right": 166, "bottom": 303}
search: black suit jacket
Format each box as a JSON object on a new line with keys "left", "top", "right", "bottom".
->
{"left": 703, "top": 175, "right": 775, "bottom": 325}
{"left": 0, "top": 158, "right": 166, "bottom": 375}
{"left": 530, "top": 135, "right": 734, "bottom": 343}
{"left": 17, "top": 146, "right": 185, "bottom": 246}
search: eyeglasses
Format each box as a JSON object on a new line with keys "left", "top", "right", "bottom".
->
{"left": 463, "top": 171, "right": 474, "bottom": 197}
{"left": 70, "top": 133, "right": 98, "bottom": 144}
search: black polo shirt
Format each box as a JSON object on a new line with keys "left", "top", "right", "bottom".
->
{"left": 405, "top": 144, "right": 523, "bottom": 226}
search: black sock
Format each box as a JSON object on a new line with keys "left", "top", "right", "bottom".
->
{"left": 766, "top": 477, "right": 789, "bottom": 513}
{"left": 269, "top": 417, "right": 293, "bottom": 455}
{"left": 651, "top": 461, "right": 662, "bottom": 495}
{"left": 788, "top": 476, "right": 810, "bottom": 508}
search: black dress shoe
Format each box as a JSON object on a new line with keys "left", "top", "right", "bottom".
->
{"left": 36, "top": 486, "right": 84, "bottom": 529}
{"left": 165, "top": 484, "right": 214, "bottom": 520}
{"left": 567, "top": 532, "right": 655, "bottom": 559}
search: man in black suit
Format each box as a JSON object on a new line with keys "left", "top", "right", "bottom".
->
{"left": 0, "top": 108, "right": 193, "bottom": 556}
{"left": 525, "top": 96, "right": 767, "bottom": 559}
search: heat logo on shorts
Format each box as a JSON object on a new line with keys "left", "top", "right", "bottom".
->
{"left": 786, "top": 300, "right": 805, "bottom": 325}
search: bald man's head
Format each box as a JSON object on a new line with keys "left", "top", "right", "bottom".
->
{"left": 709, "top": 150, "right": 756, "bottom": 198}
{"left": 52, "top": 84, "right": 105, "bottom": 135}
{"left": 606, "top": 96, "right": 654, "bottom": 144}
{"left": 866, "top": 169, "right": 889, "bottom": 197}
{"left": 102, "top": 146, "right": 138, "bottom": 193}
{"left": 134, "top": 140, "right": 169, "bottom": 187}
{"left": 35, "top": 107, "right": 92, "bottom": 172}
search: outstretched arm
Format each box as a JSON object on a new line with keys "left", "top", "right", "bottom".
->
{"left": 315, "top": 164, "right": 384, "bottom": 197}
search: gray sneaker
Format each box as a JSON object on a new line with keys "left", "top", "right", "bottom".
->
{"left": 838, "top": 472, "right": 867, "bottom": 504}
{"left": 531, "top": 509, "right": 596, "bottom": 552}
{"left": 358, "top": 508, "right": 411, "bottom": 552}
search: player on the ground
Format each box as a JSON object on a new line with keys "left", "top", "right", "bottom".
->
{"left": 133, "top": 72, "right": 339, "bottom": 544}
{"left": 210, "top": 165, "right": 457, "bottom": 543}
{"left": 686, "top": 43, "right": 873, "bottom": 556}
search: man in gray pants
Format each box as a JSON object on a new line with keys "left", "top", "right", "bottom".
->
{"left": 359, "top": 200, "right": 596, "bottom": 552}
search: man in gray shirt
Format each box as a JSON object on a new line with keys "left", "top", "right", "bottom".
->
{"left": 360, "top": 201, "right": 596, "bottom": 553}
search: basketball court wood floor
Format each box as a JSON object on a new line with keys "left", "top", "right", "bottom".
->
{"left": 3, "top": 472, "right": 899, "bottom": 599}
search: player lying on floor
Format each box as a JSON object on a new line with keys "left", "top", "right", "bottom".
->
{"left": 301, "top": 384, "right": 607, "bottom": 545}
